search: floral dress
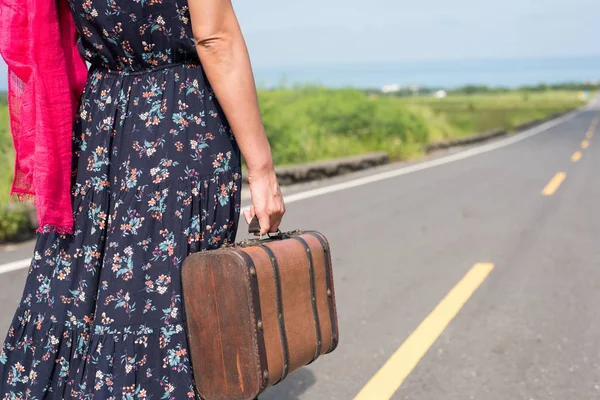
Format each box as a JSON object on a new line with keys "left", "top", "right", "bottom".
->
{"left": 0, "top": 0, "right": 242, "bottom": 399}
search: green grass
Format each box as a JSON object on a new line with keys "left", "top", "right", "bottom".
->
{"left": 397, "top": 91, "right": 584, "bottom": 137}
{"left": 257, "top": 87, "right": 456, "bottom": 165}
{"left": 0, "top": 93, "right": 31, "bottom": 241}
{"left": 0, "top": 94, "right": 13, "bottom": 205}
{"left": 258, "top": 88, "right": 585, "bottom": 164}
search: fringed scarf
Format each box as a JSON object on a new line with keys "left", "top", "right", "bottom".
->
{"left": 0, "top": 0, "right": 88, "bottom": 233}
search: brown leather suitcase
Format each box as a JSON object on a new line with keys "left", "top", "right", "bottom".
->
{"left": 181, "top": 224, "right": 339, "bottom": 400}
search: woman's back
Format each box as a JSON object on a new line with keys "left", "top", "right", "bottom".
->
{"left": 70, "top": 0, "right": 199, "bottom": 71}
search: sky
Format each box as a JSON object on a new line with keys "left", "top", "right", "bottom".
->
{"left": 233, "top": 0, "right": 600, "bottom": 67}
{"left": 1, "top": 0, "right": 599, "bottom": 89}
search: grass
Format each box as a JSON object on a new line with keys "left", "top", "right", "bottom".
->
{"left": 257, "top": 87, "right": 454, "bottom": 164}
{"left": 397, "top": 91, "right": 584, "bottom": 137}
{"left": 0, "top": 92, "right": 14, "bottom": 205}
{"left": 0, "top": 88, "right": 587, "bottom": 240}
{"left": 258, "top": 88, "right": 585, "bottom": 165}
{"left": 0, "top": 92, "right": 31, "bottom": 241}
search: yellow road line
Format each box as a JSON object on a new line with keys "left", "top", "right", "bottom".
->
{"left": 353, "top": 263, "right": 494, "bottom": 400}
{"left": 586, "top": 116, "right": 598, "bottom": 139}
{"left": 571, "top": 151, "right": 582, "bottom": 163}
{"left": 542, "top": 172, "right": 567, "bottom": 196}
{"left": 581, "top": 140, "right": 590, "bottom": 149}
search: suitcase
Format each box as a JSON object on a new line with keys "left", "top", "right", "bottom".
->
{"left": 181, "top": 221, "right": 339, "bottom": 400}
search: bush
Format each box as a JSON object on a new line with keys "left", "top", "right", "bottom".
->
{"left": 0, "top": 93, "right": 32, "bottom": 242}
{"left": 258, "top": 87, "right": 452, "bottom": 163}
{"left": 0, "top": 204, "right": 31, "bottom": 242}
{"left": 0, "top": 98, "right": 14, "bottom": 206}
{"left": 257, "top": 87, "right": 584, "bottom": 164}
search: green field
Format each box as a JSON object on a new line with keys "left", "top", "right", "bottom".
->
{"left": 0, "top": 92, "right": 31, "bottom": 241}
{"left": 0, "top": 92, "right": 13, "bottom": 205}
{"left": 397, "top": 91, "right": 584, "bottom": 136}
{"left": 257, "top": 88, "right": 585, "bottom": 165}
{"left": 0, "top": 88, "right": 587, "bottom": 240}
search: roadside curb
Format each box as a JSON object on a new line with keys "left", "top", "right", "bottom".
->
{"left": 426, "top": 129, "right": 506, "bottom": 152}
{"left": 425, "top": 111, "right": 568, "bottom": 153}
{"left": 243, "top": 152, "right": 389, "bottom": 186}
{"left": 245, "top": 110, "right": 572, "bottom": 187}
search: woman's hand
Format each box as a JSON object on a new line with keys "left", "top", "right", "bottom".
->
{"left": 243, "top": 166, "right": 286, "bottom": 236}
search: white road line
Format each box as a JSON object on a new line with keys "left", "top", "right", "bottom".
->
{"left": 0, "top": 110, "right": 582, "bottom": 273}
{"left": 242, "top": 110, "right": 580, "bottom": 211}
{"left": 0, "top": 258, "right": 31, "bottom": 274}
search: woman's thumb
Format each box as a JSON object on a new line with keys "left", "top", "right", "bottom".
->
{"left": 243, "top": 207, "right": 254, "bottom": 225}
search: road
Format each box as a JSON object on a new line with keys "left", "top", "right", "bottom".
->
{"left": 1, "top": 103, "right": 599, "bottom": 399}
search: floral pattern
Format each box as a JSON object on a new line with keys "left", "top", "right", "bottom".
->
{"left": 0, "top": 0, "right": 242, "bottom": 398}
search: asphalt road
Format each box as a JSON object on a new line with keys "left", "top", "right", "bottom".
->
{"left": 1, "top": 103, "right": 599, "bottom": 400}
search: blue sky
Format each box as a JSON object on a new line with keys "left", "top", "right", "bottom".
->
{"left": 1, "top": 0, "right": 599, "bottom": 89}
{"left": 234, "top": 0, "right": 600, "bottom": 66}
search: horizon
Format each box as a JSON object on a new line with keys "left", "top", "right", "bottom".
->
{"left": 1, "top": 54, "right": 600, "bottom": 92}
{"left": 249, "top": 53, "right": 600, "bottom": 70}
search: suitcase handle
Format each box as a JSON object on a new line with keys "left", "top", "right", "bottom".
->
{"left": 248, "top": 215, "right": 283, "bottom": 239}
{"left": 248, "top": 215, "right": 261, "bottom": 234}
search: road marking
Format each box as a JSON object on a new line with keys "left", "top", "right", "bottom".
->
{"left": 581, "top": 140, "right": 590, "bottom": 149}
{"left": 0, "top": 258, "right": 31, "bottom": 274}
{"left": 353, "top": 263, "right": 494, "bottom": 400}
{"left": 586, "top": 116, "right": 598, "bottom": 139}
{"left": 542, "top": 172, "right": 567, "bottom": 196}
{"left": 571, "top": 151, "right": 582, "bottom": 162}
{"left": 241, "top": 111, "right": 580, "bottom": 213}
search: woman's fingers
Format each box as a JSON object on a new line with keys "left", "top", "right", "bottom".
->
{"left": 257, "top": 213, "right": 271, "bottom": 236}
{"left": 268, "top": 207, "right": 284, "bottom": 233}
{"left": 254, "top": 204, "right": 284, "bottom": 235}
{"left": 246, "top": 169, "right": 286, "bottom": 236}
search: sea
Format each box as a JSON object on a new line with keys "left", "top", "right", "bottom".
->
{"left": 1, "top": 55, "right": 599, "bottom": 91}
{"left": 252, "top": 55, "right": 600, "bottom": 90}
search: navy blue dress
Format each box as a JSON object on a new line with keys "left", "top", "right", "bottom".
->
{"left": 0, "top": 1, "right": 241, "bottom": 398}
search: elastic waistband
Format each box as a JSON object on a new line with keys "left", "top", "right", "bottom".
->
{"left": 91, "top": 61, "right": 201, "bottom": 76}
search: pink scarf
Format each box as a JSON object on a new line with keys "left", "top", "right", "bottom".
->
{"left": 0, "top": 0, "right": 88, "bottom": 234}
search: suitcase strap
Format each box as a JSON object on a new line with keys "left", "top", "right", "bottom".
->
{"left": 306, "top": 232, "right": 339, "bottom": 353}
{"left": 259, "top": 245, "right": 290, "bottom": 384}
{"left": 291, "top": 236, "right": 323, "bottom": 365}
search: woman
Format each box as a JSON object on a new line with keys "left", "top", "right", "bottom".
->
{"left": 0, "top": 0, "right": 284, "bottom": 397}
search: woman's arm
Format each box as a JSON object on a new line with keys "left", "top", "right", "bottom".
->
{"left": 188, "top": 0, "right": 285, "bottom": 235}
